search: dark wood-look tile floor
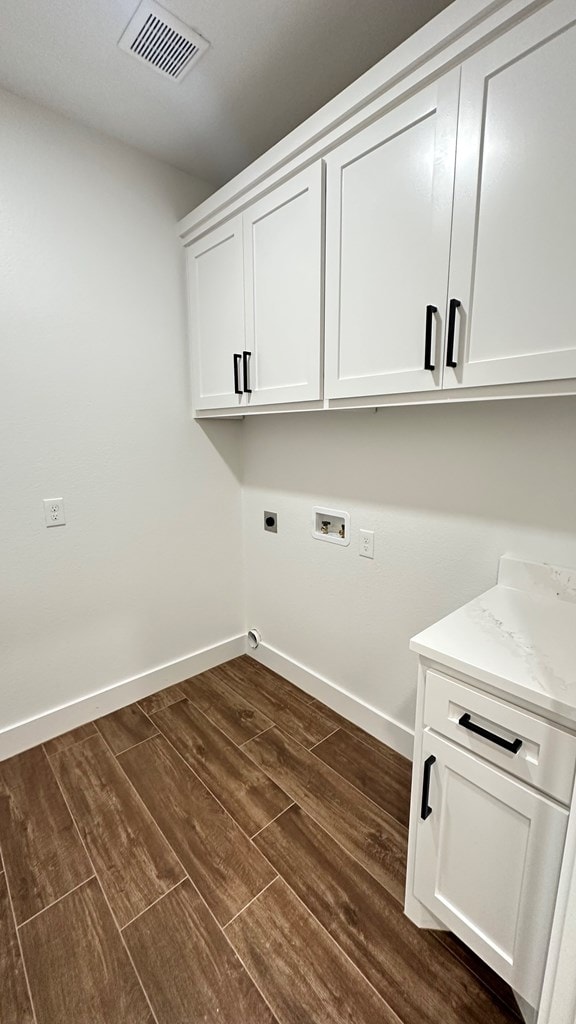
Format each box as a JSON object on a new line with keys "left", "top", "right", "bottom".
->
{"left": 0, "top": 655, "right": 522, "bottom": 1024}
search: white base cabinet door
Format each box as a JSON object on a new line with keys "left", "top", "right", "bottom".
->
{"left": 324, "top": 71, "right": 459, "bottom": 399}
{"left": 242, "top": 163, "right": 324, "bottom": 406}
{"left": 445, "top": 0, "right": 576, "bottom": 389}
{"left": 413, "top": 732, "right": 568, "bottom": 1008}
{"left": 186, "top": 217, "right": 246, "bottom": 410}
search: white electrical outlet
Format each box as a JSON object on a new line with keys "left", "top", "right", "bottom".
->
{"left": 43, "top": 498, "right": 66, "bottom": 527}
{"left": 359, "top": 529, "right": 374, "bottom": 559}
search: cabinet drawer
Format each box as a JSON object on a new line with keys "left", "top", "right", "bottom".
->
{"left": 424, "top": 671, "right": 576, "bottom": 805}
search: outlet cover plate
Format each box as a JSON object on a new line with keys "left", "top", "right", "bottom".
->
{"left": 359, "top": 528, "right": 374, "bottom": 558}
{"left": 43, "top": 498, "right": 66, "bottom": 527}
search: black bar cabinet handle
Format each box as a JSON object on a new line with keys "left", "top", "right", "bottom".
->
{"left": 446, "top": 298, "right": 461, "bottom": 367}
{"left": 424, "top": 304, "right": 438, "bottom": 371}
{"left": 458, "top": 713, "right": 522, "bottom": 754}
{"left": 233, "top": 353, "right": 242, "bottom": 395}
{"left": 420, "top": 754, "right": 436, "bottom": 820}
{"left": 242, "top": 350, "right": 252, "bottom": 394}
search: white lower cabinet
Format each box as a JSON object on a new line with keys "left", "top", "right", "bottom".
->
{"left": 412, "top": 730, "right": 568, "bottom": 1008}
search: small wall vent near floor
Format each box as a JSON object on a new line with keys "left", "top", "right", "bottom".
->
{"left": 118, "top": 0, "right": 210, "bottom": 81}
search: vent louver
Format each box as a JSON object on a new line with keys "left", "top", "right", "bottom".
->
{"left": 118, "top": 0, "right": 209, "bottom": 81}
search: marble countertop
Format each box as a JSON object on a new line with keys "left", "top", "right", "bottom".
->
{"left": 410, "top": 555, "right": 576, "bottom": 722}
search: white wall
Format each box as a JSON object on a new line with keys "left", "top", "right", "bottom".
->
{"left": 0, "top": 88, "right": 244, "bottom": 747}
{"left": 3, "top": 89, "right": 576, "bottom": 761}
{"left": 242, "top": 399, "right": 576, "bottom": 738}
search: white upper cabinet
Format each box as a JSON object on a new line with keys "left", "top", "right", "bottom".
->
{"left": 186, "top": 217, "right": 245, "bottom": 410}
{"left": 243, "top": 163, "right": 324, "bottom": 406}
{"left": 324, "top": 72, "right": 459, "bottom": 399}
{"left": 182, "top": 0, "right": 576, "bottom": 414}
{"left": 445, "top": 0, "right": 576, "bottom": 389}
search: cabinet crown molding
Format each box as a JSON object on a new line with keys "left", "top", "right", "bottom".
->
{"left": 178, "top": 0, "right": 547, "bottom": 245}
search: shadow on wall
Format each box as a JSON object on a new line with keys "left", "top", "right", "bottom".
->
{"left": 198, "top": 420, "right": 244, "bottom": 483}
{"left": 240, "top": 397, "right": 576, "bottom": 536}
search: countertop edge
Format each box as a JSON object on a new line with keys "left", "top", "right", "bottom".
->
{"left": 410, "top": 638, "right": 575, "bottom": 725}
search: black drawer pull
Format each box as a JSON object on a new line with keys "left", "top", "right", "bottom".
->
{"left": 242, "top": 350, "right": 252, "bottom": 394}
{"left": 421, "top": 754, "right": 436, "bottom": 820}
{"left": 458, "top": 713, "right": 522, "bottom": 754}
{"left": 233, "top": 353, "right": 242, "bottom": 395}
{"left": 446, "top": 298, "right": 461, "bottom": 367}
{"left": 424, "top": 305, "right": 437, "bottom": 371}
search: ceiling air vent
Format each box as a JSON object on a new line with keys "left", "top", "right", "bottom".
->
{"left": 118, "top": 0, "right": 210, "bottom": 81}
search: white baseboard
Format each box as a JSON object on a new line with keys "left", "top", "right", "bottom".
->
{"left": 250, "top": 642, "right": 414, "bottom": 760}
{"left": 2, "top": 634, "right": 414, "bottom": 762}
{"left": 0, "top": 635, "right": 246, "bottom": 761}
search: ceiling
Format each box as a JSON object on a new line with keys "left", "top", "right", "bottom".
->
{"left": 0, "top": 0, "right": 453, "bottom": 185}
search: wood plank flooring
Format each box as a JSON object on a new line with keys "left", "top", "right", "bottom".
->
{"left": 151, "top": 697, "right": 292, "bottom": 836}
{"left": 138, "top": 682, "right": 186, "bottom": 716}
{"left": 313, "top": 725, "right": 413, "bottom": 828}
{"left": 124, "top": 878, "right": 277, "bottom": 1024}
{"left": 0, "top": 654, "right": 522, "bottom": 1024}
{"left": 254, "top": 804, "right": 516, "bottom": 1024}
{"left": 118, "top": 733, "right": 276, "bottom": 924}
{"left": 180, "top": 668, "right": 273, "bottom": 744}
{"left": 226, "top": 876, "right": 400, "bottom": 1024}
{"left": 0, "top": 871, "right": 34, "bottom": 1023}
{"left": 95, "top": 703, "right": 158, "bottom": 754}
{"left": 43, "top": 721, "right": 98, "bottom": 756}
{"left": 52, "top": 733, "right": 185, "bottom": 927}
{"left": 243, "top": 724, "right": 409, "bottom": 902}
{"left": 213, "top": 658, "right": 337, "bottom": 747}
{"left": 0, "top": 744, "right": 92, "bottom": 923}
{"left": 20, "top": 877, "right": 154, "bottom": 1024}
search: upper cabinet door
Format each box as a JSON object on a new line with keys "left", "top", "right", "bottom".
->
{"left": 187, "top": 217, "right": 245, "bottom": 411}
{"left": 324, "top": 73, "right": 459, "bottom": 399}
{"left": 445, "top": 0, "right": 576, "bottom": 389}
{"left": 243, "top": 163, "right": 324, "bottom": 406}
